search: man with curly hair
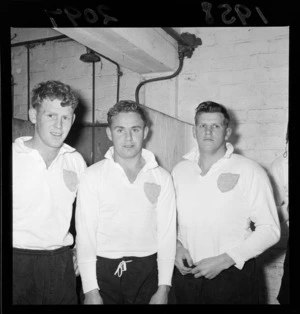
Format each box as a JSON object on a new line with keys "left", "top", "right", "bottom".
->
{"left": 13, "top": 80, "right": 86, "bottom": 304}
{"left": 76, "top": 100, "right": 176, "bottom": 304}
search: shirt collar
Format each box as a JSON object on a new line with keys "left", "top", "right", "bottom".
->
{"left": 105, "top": 146, "right": 158, "bottom": 171}
{"left": 183, "top": 142, "right": 234, "bottom": 163}
{"left": 14, "top": 136, "right": 76, "bottom": 155}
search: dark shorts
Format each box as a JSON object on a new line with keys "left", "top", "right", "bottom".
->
{"left": 13, "top": 246, "right": 77, "bottom": 305}
{"left": 96, "top": 253, "right": 158, "bottom": 304}
{"left": 172, "top": 258, "right": 258, "bottom": 304}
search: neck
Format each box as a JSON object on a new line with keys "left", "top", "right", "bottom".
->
{"left": 115, "top": 153, "right": 145, "bottom": 171}
{"left": 114, "top": 153, "right": 145, "bottom": 183}
{"left": 198, "top": 146, "right": 227, "bottom": 175}
{"left": 25, "top": 137, "right": 61, "bottom": 168}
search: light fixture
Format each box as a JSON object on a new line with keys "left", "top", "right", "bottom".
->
{"left": 79, "top": 48, "right": 101, "bottom": 63}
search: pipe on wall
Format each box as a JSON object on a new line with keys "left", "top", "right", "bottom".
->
{"left": 135, "top": 53, "right": 185, "bottom": 105}
{"left": 135, "top": 28, "right": 202, "bottom": 106}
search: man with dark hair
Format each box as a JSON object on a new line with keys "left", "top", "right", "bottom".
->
{"left": 171, "top": 100, "right": 280, "bottom": 304}
{"left": 13, "top": 80, "right": 86, "bottom": 304}
{"left": 76, "top": 100, "right": 176, "bottom": 304}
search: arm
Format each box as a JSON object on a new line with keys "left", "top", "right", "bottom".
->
{"left": 149, "top": 285, "right": 170, "bottom": 304}
{"left": 151, "top": 174, "right": 176, "bottom": 304}
{"left": 75, "top": 169, "right": 101, "bottom": 298}
{"left": 175, "top": 240, "right": 194, "bottom": 275}
{"left": 225, "top": 165, "right": 281, "bottom": 269}
{"left": 84, "top": 289, "right": 103, "bottom": 305}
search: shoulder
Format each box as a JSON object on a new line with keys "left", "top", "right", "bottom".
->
{"left": 172, "top": 159, "right": 193, "bottom": 175}
{"left": 230, "top": 153, "right": 269, "bottom": 179}
{"left": 83, "top": 158, "right": 110, "bottom": 176}
{"left": 153, "top": 165, "right": 172, "bottom": 180}
{"left": 69, "top": 150, "right": 86, "bottom": 164}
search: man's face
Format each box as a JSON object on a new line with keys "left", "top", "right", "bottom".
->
{"left": 29, "top": 98, "right": 75, "bottom": 150}
{"left": 193, "top": 112, "right": 231, "bottom": 155}
{"left": 106, "top": 111, "right": 148, "bottom": 161}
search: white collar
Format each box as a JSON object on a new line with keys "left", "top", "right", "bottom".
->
{"left": 183, "top": 142, "right": 234, "bottom": 163}
{"left": 14, "top": 136, "right": 76, "bottom": 155}
{"left": 105, "top": 146, "right": 158, "bottom": 171}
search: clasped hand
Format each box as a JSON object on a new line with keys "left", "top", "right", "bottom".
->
{"left": 176, "top": 246, "right": 235, "bottom": 280}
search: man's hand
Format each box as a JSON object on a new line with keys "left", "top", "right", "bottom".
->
{"left": 175, "top": 242, "right": 194, "bottom": 275}
{"left": 84, "top": 289, "right": 103, "bottom": 304}
{"left": 191, "top": 253, "right": 235, "bottom": 279}
{"left": 72, "top": 247, "right": 80, "bottom": 277}
{"left": 149, "top": 285, "right": 170, "bottom": 304}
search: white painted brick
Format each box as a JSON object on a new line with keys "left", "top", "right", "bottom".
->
{"left": 235, "top": 123, "right": 287, "bottom": 138}
{"left": 257, "top": 53, "right": 289, "bottom": 68}
{"left": 191, "top": 29, "right": 216, "bottom": 47}
{"left": 248, "top": 27, "right": 289, "bottom": 41}
{"left": 213, "top": 28, "right": 252, "bottom": 44}
{"left": 238, "top": 149, "right": 285, "bottom": 166}
{"left": 247, "top": 109, "right": 288, "bottom": 123}
{"left": 54, "top": 40, "right": 80, "bottom": 58}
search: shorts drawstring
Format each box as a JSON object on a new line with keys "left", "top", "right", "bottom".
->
{"left": 114, "top": 260, "right": 133, "bottom": 277}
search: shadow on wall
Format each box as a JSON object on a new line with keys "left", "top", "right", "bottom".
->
{"left": 12, "top": 118, "right": 34, "bottom": 141}
{"left": 226, "top": 108, "right": 241, "bottom": 153}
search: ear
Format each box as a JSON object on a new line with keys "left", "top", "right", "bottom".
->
{"left": 28, "top": 107, "right": 37, "bottom": 124}
{"left": 225, "top": 127, "right": 232, "bottom": 141}
{"left": 143, "top": 126, "right": 149, "bottom": 140}
{"left": 192, "top": 126, "right": 196, "bottom": 139}
{"left": 106, "top": 126, "right": 112, "bottom": 141}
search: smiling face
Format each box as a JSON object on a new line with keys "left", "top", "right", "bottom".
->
{"left": 193, "top": 112, "right": 231, "bottom": 156}
{"left": 29, "top": 98, "right": 75, "bottom": 152}
{"left": 106, "top": 111, "right": 148, "bottom": 163}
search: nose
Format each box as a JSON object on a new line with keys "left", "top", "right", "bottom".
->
{"left": 55, "top": 117, "right": 63, "bottom": 129}
{"left": 125, "top": 130, "right": 133, "bottom": 141}
{"left": 205, "top": 126, "right": 212, "bottom": 134}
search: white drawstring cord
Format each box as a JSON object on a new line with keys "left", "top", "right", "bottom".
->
{"left": 114, "top": 260, "right": 133, "bottom": 277}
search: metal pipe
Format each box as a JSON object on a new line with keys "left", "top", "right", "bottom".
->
{"left": 11, "top": 35, "right": 69, "bottom": 47}
{"left": 135, "top": 52, "right": 184, "bottom": 105}
{"left": 161, "top": 28, "right": 190, "bottom": 46}
{"left": 135, "top": 28, "right": 201, "bottom": 105}
{"left": 91, "top": 62, "right": 96, "bottom": 164}
{"left": 94, "top": 52, "right": 122, "bottom": 102}
{"left": 27, "top": 44, "right": 30, "bottom": 119}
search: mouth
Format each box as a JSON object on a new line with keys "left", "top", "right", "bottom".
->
{"left": 123, "top": 145, "right": 134, "bottom": 148}
{"left": 50, "top": 132, "right": 63, "bottom": 137}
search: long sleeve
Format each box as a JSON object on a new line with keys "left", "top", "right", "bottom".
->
{"left": 156, "top": 173, "right": 177, "bottom": 286}
{"left": 75, "top": 169, "right": 100, "bottom": 293}
{"left": 226, "top": 165, "right": 281, "bottom": 269}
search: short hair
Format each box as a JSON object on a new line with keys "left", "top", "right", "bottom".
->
{"left": 31, "top": 80, "right": 79, "bottom": 110}
{"left": 107, "top": 100, "right": 148, "bottom": 127}
{"left": 195, "top": 101, "right": 230, "bottom": 127}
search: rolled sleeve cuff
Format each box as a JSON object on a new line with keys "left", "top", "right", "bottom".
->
{"left": 225, "top": 249, "right": 245, "bottom": 270}
{"left": 78, "top": 260, "right": 99, "bottom": 293}
{"left": 157, "top": 258, "right": 175, "bottom": 286}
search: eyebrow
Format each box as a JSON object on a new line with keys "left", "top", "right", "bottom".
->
{"left": 113, "top": 125, "right": 143, "bottom": 129}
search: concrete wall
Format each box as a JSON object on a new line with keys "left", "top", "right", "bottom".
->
{"left": 11, "top": 27, "right": 289, "bottom": 304}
